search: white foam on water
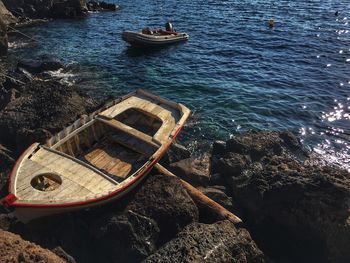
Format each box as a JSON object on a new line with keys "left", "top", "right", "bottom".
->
{"left": 46, "top": 69, "right": 77, "bottom": 86}
{"left": 8, "top": 41, "right": 35, "bottom": 49}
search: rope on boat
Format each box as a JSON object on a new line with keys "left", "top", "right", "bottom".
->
{"left": 0, "top": 72, "right": 26, "bottom": 85}
{"left": 7, "top": 25, "right": 41, "bottom": 43}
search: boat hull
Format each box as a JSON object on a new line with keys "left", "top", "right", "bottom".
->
{"left": 3, "top": 89, "right": 191, "bottom": 223}
{"left": 122, "top": 31, "right": 189, "bottom": 47}
{"left": 12, "top": 167, "right": 150, "bottom": 223}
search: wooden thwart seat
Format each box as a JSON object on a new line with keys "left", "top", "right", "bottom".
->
{"left": 108, "top": 132, "right": 156, "bottom": 157}
{"left": 97, "top": 117, "right": 160, "bottom": 148}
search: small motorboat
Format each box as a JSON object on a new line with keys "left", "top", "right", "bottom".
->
{"left": 2, "top": 89, "right": 190, "bottom": 222}
{"left": 122, "top": 28, "right": 189, "bottom": 47}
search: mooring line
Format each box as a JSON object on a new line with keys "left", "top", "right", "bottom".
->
{"left": 7, "top": 25, "right": 42, "bottom": 43}
{"left": 0, "top": 72, "right": 26, "bottom": 85}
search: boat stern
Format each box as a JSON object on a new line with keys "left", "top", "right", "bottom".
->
{"left": 122, "top": 31, "right": 135, "bottom": 43}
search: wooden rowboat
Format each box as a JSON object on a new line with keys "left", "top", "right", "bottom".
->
{"left": 2, "top": 89, "right": 190, "bottom": 222}
{"left": 122, "top": 29, "right": 189, "bottom": 47}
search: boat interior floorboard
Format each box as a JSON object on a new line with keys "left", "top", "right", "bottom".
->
{"left": 79, "top": 136, "right": 148, "bottom": 180}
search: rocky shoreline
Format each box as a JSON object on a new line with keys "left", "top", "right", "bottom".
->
{"left": 0, "top": 1, "right": 349, "bottom": 263}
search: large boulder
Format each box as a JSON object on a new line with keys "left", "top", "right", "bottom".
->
{"left": 0, "top": 79, "right": 96, "bottom": 151}
{"left": 90, "top": 210, "right": 160, "bottom": 263}
{"left": 17, "top": 55, "right": 64, "bottom": 74}
{"left": 0, "top": 229, "right": 67, "bottom": 262}
{"left": 144, "top": 220, "right": 265, "bottom": 263}
{"left": 169, "top": 154, "right": 211, "bottom": 186}
{"left": 213, "top": 131, "right": 350, "bottom": 263}
{"left": 127, "top": 174, "right": 199, "bottom": 244}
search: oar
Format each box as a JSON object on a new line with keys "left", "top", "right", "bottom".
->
{"left": 154, "top": 163, "right": 242, "bottom": 224}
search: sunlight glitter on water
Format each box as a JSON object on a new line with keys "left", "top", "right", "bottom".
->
{"left": 322, "top": 101, "right": 350, "bottom": 122}
{"left": 314, "top": 140, "right": 350, "bottom": 172}
{"left": 310, "top": 98, "right": 350, "bottom": 171}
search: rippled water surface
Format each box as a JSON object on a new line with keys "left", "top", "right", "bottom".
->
{"left": 10, "top": 0, "right": 350, "bottom": 169}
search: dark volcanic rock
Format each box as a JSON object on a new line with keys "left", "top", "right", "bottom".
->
{"left": 3, "top": 0, "right": 49, "bottom": 18}
{"left": 198, "top": 185, "right": 234, "bottom": 210}
{"left": 169, "top": 154, "right": 210, "bottom": 186}
{"left": 144, "top": 220, "right": 265, "bottom": 263}
{"left": 214, "top": 131, "right": 350, "bottom": 263}
{"left": 8, "top": 215, "right": 92, "bottom": 262}
{"left": 161, "top": 142, "right": 191, "bottom": 164}
{"left": 0, "top": 17, "right": 7, "bottom": 55}
{"left": 0, "top": 214, "right": 16, "bottom": 231}
{"left": 52, "top": 246, "right": 76, "bottom": 263}
{"left": 127, "top": 174, "right": 199, "bottom": 244}
{"left": 0, "top": 86, "right": 20, "bottom": 111}
{"left": 212, "top": 152, "right": 249, "bottom": 178}
{"left": 50, "top": 0, "right": 88, "bottom": 18}
{"left": 0, "top": 144, "right": 14, "bottom": 172}
{"left": 3, "top": 0, "right": 87, "bottom": 19}
{"left": 90, "top": 210, "right": 159, "bottom": 263}
{"left": 87, "top": 1, "right": 118, "bottom": 12}
{"left": 0, "top": 144, "right": 14, "bottom": 190}
{"left": 0, "top": 79, "right": 96, "bottom": 151}
{"left": 0, "top": 66, "right": 31, "bottom": 112}
{"left": 0, "top": 144, "right": 15, "bottom": 193}
{"left": 212, "top": 140, "right": 227, "bottom": 155}
{"left": 17, "top": 56, "right": 64, "bottom": 74}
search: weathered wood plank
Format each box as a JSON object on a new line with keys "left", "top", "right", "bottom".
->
{"left": 154, "top": 164, "right": 242, "bottom": 224}
{"left": 97, "top": 117, "right": 160, "bottom": 147}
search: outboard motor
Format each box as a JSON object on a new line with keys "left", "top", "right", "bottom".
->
{"left": 165, "top": 21, "right": 173, "bottom": 32}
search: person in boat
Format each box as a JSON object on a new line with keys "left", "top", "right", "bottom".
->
{"left": 142, "top": 27, "right": 153, "bottom": 35}
{"left": 165, "top": 21, "right": 175, "bottom": 32}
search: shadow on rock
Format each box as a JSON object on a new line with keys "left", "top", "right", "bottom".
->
{"left": 90, "top": 210, "right": 159, "bottom": 263}
{"left": 127, "top": 173, "right": 199, "bottom": 245}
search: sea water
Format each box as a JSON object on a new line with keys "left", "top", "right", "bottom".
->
{"left": 10, "top": 0, "right": 350, "bottom": 170}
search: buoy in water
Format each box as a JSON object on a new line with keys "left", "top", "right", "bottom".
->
{"left": 268, "top": 19, "right": 274, "bottom": 28}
